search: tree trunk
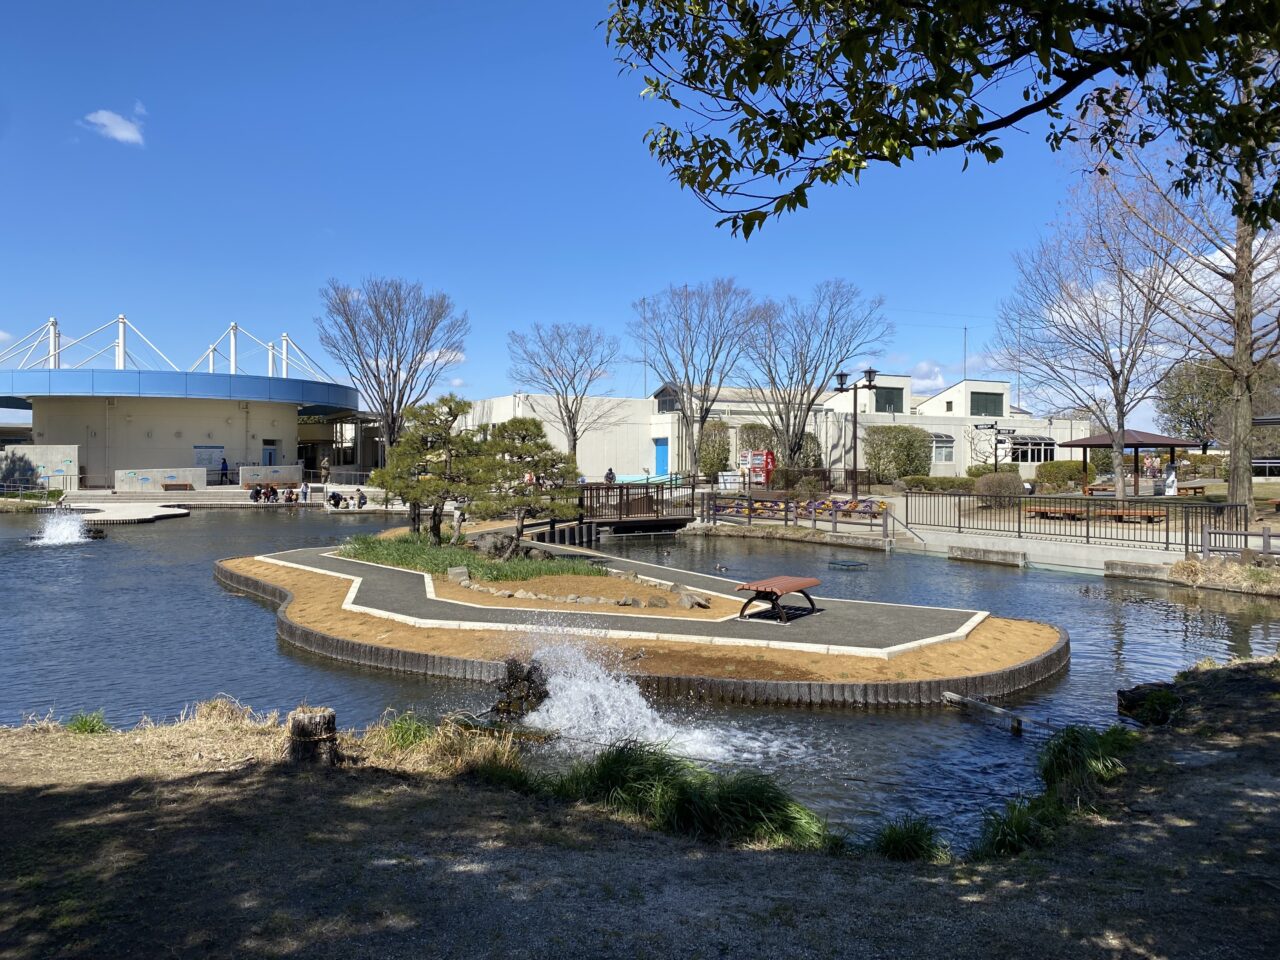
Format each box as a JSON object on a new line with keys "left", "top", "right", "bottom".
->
{"left": 427, "top": 504, "right": 444, "bottom": 547}
{"left": 449, "top": 505, "right": 464, "bottom": 544}
{"left": 502, "top": 508, "right": 526, "bottom": 560}
{"left": 282, "top": 707, "right": 339, "bottom": 766}
{"left": 1228, "top": 207, "right": 1257, "bottom": 509}
{"left": 409, "top": 501, "right": 421, "bottom": 535}
{"left": 1112, "top": 434, "right": 1129, "bottom": 503}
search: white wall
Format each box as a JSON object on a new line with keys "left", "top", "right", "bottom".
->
{"left": 32, "top": 397, "right": 299, "bottom": 487}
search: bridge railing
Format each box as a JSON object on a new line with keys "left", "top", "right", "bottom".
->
{"left": 579, "top": 481, "right": 695, "bottom": 522}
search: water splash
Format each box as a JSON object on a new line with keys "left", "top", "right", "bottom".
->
{"left": 31, "top": 511, "right": 89, "bottom": 546}
{"left": 522, "top": 644, "right": 805, "bottom": 765}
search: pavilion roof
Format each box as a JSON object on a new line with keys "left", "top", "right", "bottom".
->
{"left": 1059, "top": 429, "right": 1198, "bottom": 449}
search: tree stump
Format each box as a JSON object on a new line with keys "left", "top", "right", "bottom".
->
{"left": 282, "top": 707, "right": 340, "bottom": 766}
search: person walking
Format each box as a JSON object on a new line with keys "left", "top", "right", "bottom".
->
{"left": 219, "top": 457, "right": 229, "bottom": 485}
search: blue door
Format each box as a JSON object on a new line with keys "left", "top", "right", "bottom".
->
{"left": 654, "top": 438, "right": 669, "bottom": 477}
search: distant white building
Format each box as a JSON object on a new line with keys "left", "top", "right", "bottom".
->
{"left": 463, "top": 375, "right": 1092, "bottom": 481}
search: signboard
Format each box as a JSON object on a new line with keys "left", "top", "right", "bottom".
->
{"left": 193, "top": 444, "right": 224, "bottom": 470}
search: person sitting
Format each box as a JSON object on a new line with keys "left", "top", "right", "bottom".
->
{"left": 283, "top": 488, "right": 296, "bottom": 504}
{"left": 355, "top": 487, "right": 367, "bottom": 509}
{"left": 340, "top": 496, "right": 351, "bottom": 509}
{"left": 604, "top": 467, "right": 616, "bottom": 485}
{"left": 267, "top": 485, "right": 279, "bottom": 503}
{"left": 328, "top": 490, "right": 343, "bottom": 509}
{"left": 250, "top": 484, "right": 262, "bottom": 503}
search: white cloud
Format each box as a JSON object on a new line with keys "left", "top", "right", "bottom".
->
{"left": 0, "top": 330, "right": 12, "bottom": 344}
{"left": 911, "top": 361, "right": 946, "bottom": 394}
{"left": 448, "top": 377, "right": 465, "bottom": 388}
{"left": 133, "top": 99, "right": 147, "bottom": 117}
{"left": 80, "top": 109, "right": 144, "bottom": 145}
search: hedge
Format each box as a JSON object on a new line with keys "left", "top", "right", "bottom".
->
{"left": 975, "top": 471, "right": 1025, "bottom": 507}
{"left": 900, "top": 475, "right": 977, "bottom": 493}
{"left": 1035, "top": 461, "right": 1095, "bottom": 485}
{"left": 966, "top": 463, "right": 1022, "bottom": 478}
{"left": 863, "top": 425, "right": 933, "bottom": 483}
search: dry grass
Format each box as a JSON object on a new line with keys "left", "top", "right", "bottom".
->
{"left": 1169, "top": 556, "right": 1280, "bottom": 595}
{"left": 431, "top": 572, "right": 737, "bottom": 619}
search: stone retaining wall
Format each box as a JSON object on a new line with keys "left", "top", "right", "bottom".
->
{"left": 214, "top": 560, "right": 1071, "bottom": 709}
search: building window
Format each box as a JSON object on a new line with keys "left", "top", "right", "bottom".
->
{"left": 1006, "top": 435, "right": 1056, "bottom": 463}
{"left": 656, "top": 391, "right": 680, "bottom": 414}
{"left": 945, "top": 400, "right": 953, "bottom": 412}
{"left": 930, "top": 432, "right": 955, "bottom": 463}
{"left": 970, "top": 392, "right": 1004, "bottom": 417}
{"left": 874, "top": 386, "right": 904, "bottom": 413}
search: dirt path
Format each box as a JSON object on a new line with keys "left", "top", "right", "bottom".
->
{"left": 2, "top": 659, "right": 1279, "bottom": 959}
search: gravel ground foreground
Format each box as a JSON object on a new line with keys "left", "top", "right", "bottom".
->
{"left": 2, "top": 660, "right": 1279, "bottom": 960}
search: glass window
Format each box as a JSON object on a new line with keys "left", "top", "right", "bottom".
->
{"left": 945, "top": 400, "right": 953, "bottom": 412}
{"left": 933, "top": 441, "right": 954, "bottom": 463}
{"left": 874, "top": 386, "right": 904, "bottom": 413}
{"left": 970, "top": 391, "right": 1004, "bottom": 416}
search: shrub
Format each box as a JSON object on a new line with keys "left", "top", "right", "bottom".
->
{"left": 966, "top": 462, "right": 1022, "bottom": 478}
{"left": 698, "top": 421, "right": 731, "bottom": 481}
{"left": 795, "top": 475, "right": 825, "bottom": 501}
{"left": 862, "top": 425, "right": 932, "bottom": 483}
{"left": 1090, "top": 448, "right": 1114, "bottom": 475}
{"left": 1131, "top": 689, "right": 1182, "bottom": 726}
{"left": 65, "top": 710, "right": 110, "bottom": 734}
{"left": 738, "top": 423, "right": 775, "bottom": 452}
{"left": 975, "top": 471, "right": 1024, "bottom": 507}
{"left": 871, "top": 814, "right": 950, "bottom": 862}
{"left": 1035, "top": 461, "right": 1095, "bottom": 486}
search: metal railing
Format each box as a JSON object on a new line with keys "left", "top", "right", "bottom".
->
{"left": 1199, "top": 524, "right": 1280, "bottom": 558}
{"left": 699, "top": 491, "right": 894, "bottom": 538}
{"left": 0, "top": 480, "right": 60, "bottom": 503}
{"left": 580, "top": 481, "right": 695, "bottom": 522}
{"left": 904, "top": 491, "right": 1249, "bottom": 552}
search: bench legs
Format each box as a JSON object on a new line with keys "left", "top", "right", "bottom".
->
{"left": 738, "top": 590, "right": 819, "bottom": 624}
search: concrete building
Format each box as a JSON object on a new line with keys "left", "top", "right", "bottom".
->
{"left": 465, "top": 376, "right": 1091, "bottom": 481}
{"left": 0, "top": 317, "right": 358, "bottom": 489}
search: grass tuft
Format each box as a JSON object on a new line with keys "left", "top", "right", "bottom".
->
{"left": 549, "top": 740, "right": 834, "bottom": 850}
{"left": 971, "top": 795, "right": 1064, "bottom": 859}
{"left": 340, "top": 534, "right": 607, "bottom": 582}
{"left": 871, "top": 814, "right": 950, "bottom": 863}
{"left": 362, "top": 712, "right": 527, "bottom": 782}
{"left": 65, "top": 710, "right": 110, "bottom": 734}
{"left": 1037, "top": 724, "right": 1129, "bottom": 802}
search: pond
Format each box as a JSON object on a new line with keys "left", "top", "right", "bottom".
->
{"left": 3, "top": 512, "right": 1276, "bottom": 843}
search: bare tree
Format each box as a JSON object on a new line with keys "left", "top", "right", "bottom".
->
{"left": 992, "top": 175, "right": 1184, "bottom": 499}
{"left": 507, "top": 322, "right": 622, "bottom": 462}
{"left": 317, "top": 277, "right": 469, "bottom": 454}
{"left": 633, "top": 279, "right": 759, "bottom": 474}
{"left": 1092, "top": 74, "right": 1280, "bottom": 506}
{"left": 741, "top": 280, "right": 888, "bottom": 467}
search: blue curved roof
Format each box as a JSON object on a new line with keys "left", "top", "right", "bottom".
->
{"left": 0, "top": 369, "right": 359, "bottom": 416}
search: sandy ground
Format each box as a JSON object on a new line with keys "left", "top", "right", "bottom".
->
{"left": 1, "top": 659, "right": 1278, "bottom": 959}
{"left": 223, "top": 557, "right": 1058, "bottom": 683}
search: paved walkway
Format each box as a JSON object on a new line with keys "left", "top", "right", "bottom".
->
{"left": 255, "top": 545, "right": 988, "bottom": 659}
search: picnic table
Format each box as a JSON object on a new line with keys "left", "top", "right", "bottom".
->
{"left": 1084, "top": 483, "right": 1115, "bottom": 496}
{"left": 1025, "top": 505, "right": 1086, "bottom": 520}
{"left": 736, "top": 575, "right": 821, "bottom": 624}
{"left": 1095, "top": 508, "right": 1166, "bottom": 523}
{"left": 1177, "top": 479, "right": 1210, "bottom": 497}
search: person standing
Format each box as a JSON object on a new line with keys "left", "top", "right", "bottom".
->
{"left": 220, "top": 457, "right": 229, "bottom": 485}
{"left": 300, "top": 481, "right": 309, "bottom": 504}
{"left": 320, "top": 456, "right": 331, "bottom": 484}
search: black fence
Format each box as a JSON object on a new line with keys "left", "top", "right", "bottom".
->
{"left": 904, "top": 492, "right": 1249, "bottom": 552}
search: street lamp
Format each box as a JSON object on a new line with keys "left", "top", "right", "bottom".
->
{"left": 832, "top": 367, "right": 878, "bottom": 498}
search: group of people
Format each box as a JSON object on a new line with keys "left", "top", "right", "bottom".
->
{"left": 327, "top": 487, "right": 368, "bottom": 510}
{"left": 249, "top": 483, "right": 305, "bottom": 504}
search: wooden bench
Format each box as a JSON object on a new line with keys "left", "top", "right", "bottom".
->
{"left": 161, "top": 482, "right": 194, "bottom": 492}
{"left": 1178, "top": 480, "right": 1209, "bottom": 497}
{"left": 1095, "top": 509, "right": 1166, "bottom": 523}
{"left": 1084, "top": 483, "right": 1115, "bottom": 496}
{"left": 736, "top": 575, "right": 821, "bottom": 624}
{"left": 1267, "top": 499, "right": 1280, "bottom": 513}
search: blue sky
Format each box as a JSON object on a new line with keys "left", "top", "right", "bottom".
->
{"left": 1, "top": 1, "right": 1082, "bottom": 407}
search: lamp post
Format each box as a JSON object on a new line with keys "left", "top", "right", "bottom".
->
{"left": 832, "top": 367, "right": 878, "bottom": 499}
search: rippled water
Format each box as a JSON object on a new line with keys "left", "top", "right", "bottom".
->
{"left": 3, "top": 512, "right": 1277, "bottom": 843}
